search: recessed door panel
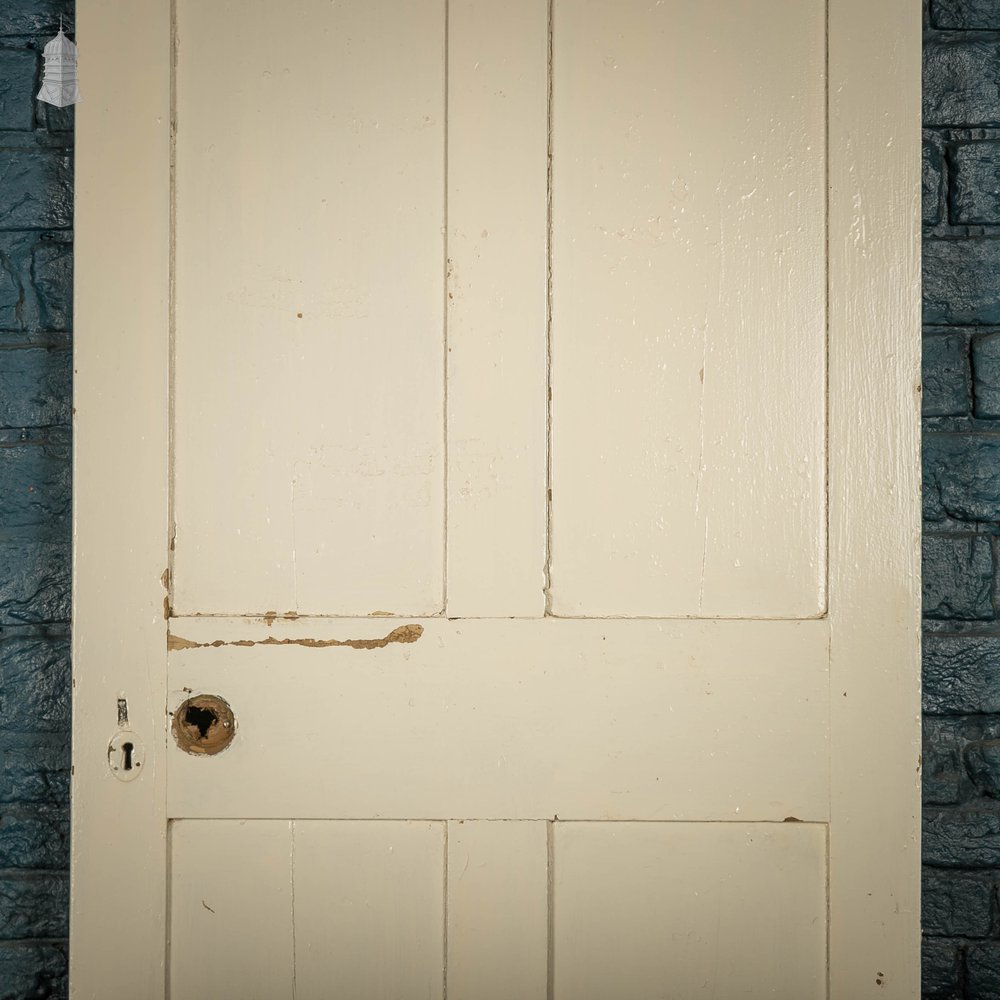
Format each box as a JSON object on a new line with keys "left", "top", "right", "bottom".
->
{"left": 549, "top": 0, "right": 827, "bottom": 618}
{"left": 553, "top": 822, "right": 828, "bottom": 999}
{"left": 172, "top": 0, "right": 447, "bottom": 618}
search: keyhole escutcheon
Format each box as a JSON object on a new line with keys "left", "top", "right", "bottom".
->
{"left": 108, "top": 730, "right": 144, "bottom": 782}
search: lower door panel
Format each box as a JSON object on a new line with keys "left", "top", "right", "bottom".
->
{"left": 169, "top": 820, "right": 826, "bottom": 1000}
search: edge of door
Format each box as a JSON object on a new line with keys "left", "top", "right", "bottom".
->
{"left": 828, "top": 0, "right": 922, "bottom": 997}
{"left": 70, "top": 0, "right": 170, "bottom": 995}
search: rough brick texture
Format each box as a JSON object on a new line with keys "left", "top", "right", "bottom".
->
{"left": 923, "top": 937, "right": 963, "bottom": 998}
{"left": 924, "top": 333, "right": 971, "bottom": 416}
{"left": 924, "top": 239, "right": 1000, "bottom": 325}
{"left": 926, "top": 637, "right": 1000, "bottom": 715}
{"left": 924, "top": 5, "right": 1000, "bottom": 996}
{"left": 973, "top": 332, "right": 1000, "bottom": 418}
{"left": 932, "top": 0, "right": 1000, "bottom": 29}
{"left": 926, "top": 140, "right": 945, "bottom": 225}
{"left": 951, "top": 143, "right": 1000, "bottom": 224}
{"left": 968, "top": 942, "right": 1000, "bottom": 999}
{"left": 924, "top": 435, "right": 1000, "bottom": 522}
{"left": 924, "top": 41, "right": 1000, "bottom": 127}
{"left": 923, "top": 870, "right": 995, "bottom": 937}
{"left": 0, "top": 2, "right": 72, "bottom": 997}
{"left": 0, "top": 942, "right": 66, "bottom": 999}
{"left": 922, "top": 535, "right": 995, "bottom": 620}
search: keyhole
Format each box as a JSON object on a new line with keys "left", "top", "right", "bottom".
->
{"left": 122, "top": 741, "right": 134, "bottom": 771}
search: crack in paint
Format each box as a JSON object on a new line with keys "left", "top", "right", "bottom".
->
{"left": 166, "top": 623, "right": 424, "bottom": 652}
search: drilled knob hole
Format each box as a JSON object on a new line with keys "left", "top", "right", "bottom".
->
{"left": 172, "top": 694, "right": 236, "bottom": 756}
{"left": 185, "top": 705, "right": 217, "bottom": 740}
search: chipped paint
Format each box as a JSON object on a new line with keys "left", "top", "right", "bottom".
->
{"left": 167, "top": 623, "right": 424, "bottom": 652}
{"left": 171, "top": 693, "right": 236, "bottom": 756}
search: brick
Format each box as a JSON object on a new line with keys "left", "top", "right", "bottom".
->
{"left": 34, "top": 99, "right": 74, "bottom": 135}
{"left": 0, "top": 442, "right": 70, "bottom": 530}
{"left": 924, "top": 870, "right": 995, "bottom": 937}
{"left": 923, "top": 534, "right": 995, "bottom": 620}
{"left": 932, "top": 0, "right": 1000, "bottom": 28}
{"left": 925, "top": 41, "right": 1000, "bottom": 128}
{"left": 0, "top": 48, "right": 37, "bottom": 133}
{"left": 922, "top": 937, "right": 963, "bottom": 999}
{"left": 925, "top": 807, "right": 1000, "bottom": 867}
{"left": 0, "top": 0, "right": 65, "bottom": 35}
{"left": 0, "top": 942, "right": 67, "bottom": 1000}
{"left": 924, "top": 717, "right": 968, "bottom": 805}
{"left": 0, "top": 635, "right": 69, "bottom": 733}
{"left": 0, "top": 234, "right": 32, "bottom": 332}
{"left": 951, "top": 142, "right": 1000, "bottom": 224}
{"left": 0, "top": 232, "right": 73, "bottom": 334}
{"left": 924, "top": 434, "right": 1000, "bottom": 522}
{"left": 0, "top": 348, "right": 71, "bottom": 428}
{"left": 0, "top": 151, "right": 71, "bottom": 231}
{"left": 967, "top": 739, "right": 1000, "bottom": 797}
{"left": 30, "top": 240, "right": 71, "bottom": 332}
{"left": 969, "top": 942, "right": 1000, "bottom": 999}
{"left": 925, "top": 635, "right": 1000, "bottom": 714}
{"left": 0, "top": 537, "right": 70, "bottom": 625}
{"left": 0, "top": 807, "right": 67, "bottom": 870}
{"left": 0, "top": 745, "right": 69, "bottom": 805}
{"left": 925, "top": 140, "right": 944, "bottom": 226}
{"left": 923, "top": 334, "right": 970, "bottom": 417}
{"left": 924, "top": 239, "right": 1000, "bottom": 325}
{"left": 973, "top": 332, "right": 1000, "bottom": 417}
{"left": 0, "top": 874, "right": 67, "bottom": 940}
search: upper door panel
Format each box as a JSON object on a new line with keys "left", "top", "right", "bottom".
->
{"left": 172, "top": 0, "right": 447, "bottom": 617}
{"left": 549, "top": 0, "right": 827, "bottom": 618}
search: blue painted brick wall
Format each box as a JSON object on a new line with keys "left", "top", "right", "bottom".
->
{"left": 924, "top": 1, "right": 1000, "bottom": 996}
{"left": 0, "top": 0, "right": 72, "bottom": 997}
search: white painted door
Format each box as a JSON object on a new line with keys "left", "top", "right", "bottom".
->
{"left": 71, "top": 1, "right": 922, "bottom": 998}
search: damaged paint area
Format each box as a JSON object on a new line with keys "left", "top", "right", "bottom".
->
{"left": 166, "top": 623, "right": 424, "bottom": 652}
{"left": 172, "top": 693, "right": 236, "bottom": 756}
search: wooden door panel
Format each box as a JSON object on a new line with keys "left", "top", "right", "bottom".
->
{"left": 172, "top": 0, "right": 447, "bottom": 618}
{"left": 170, "top": 820, "right": 445, "bottom": 1000}
{"left": 292, "top": 821, "right": 446, "bottom": 998}
{"left": 170, "top": 821, "right": 296, "bottom": 1000}
{"left": 549, "top": 0, "right": 827, "bottom": 619}
{"left": 170, "top": 820, "right": 825, "bottom": 999}
{"left": 553, "top": 822, "right": 828, "bottom": 999}
{"left": 166, "top": 617, "right": 828, "bottom": 821}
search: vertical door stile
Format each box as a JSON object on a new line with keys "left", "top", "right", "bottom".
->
{"left": 827, "top": 0, "right": 922, "bottom": 996}
{"left": 445, "top": 0, "right": 550, "bottom": 618}
{"left": 71, "top": 0, "right": 171, "bottom": 994}
{"left": 445, "top": 821, "right": 549, "bottom": 1000}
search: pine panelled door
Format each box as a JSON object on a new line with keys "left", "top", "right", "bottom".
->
{"left": 70, "top": 1, "right": 921, "bottom": 997}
